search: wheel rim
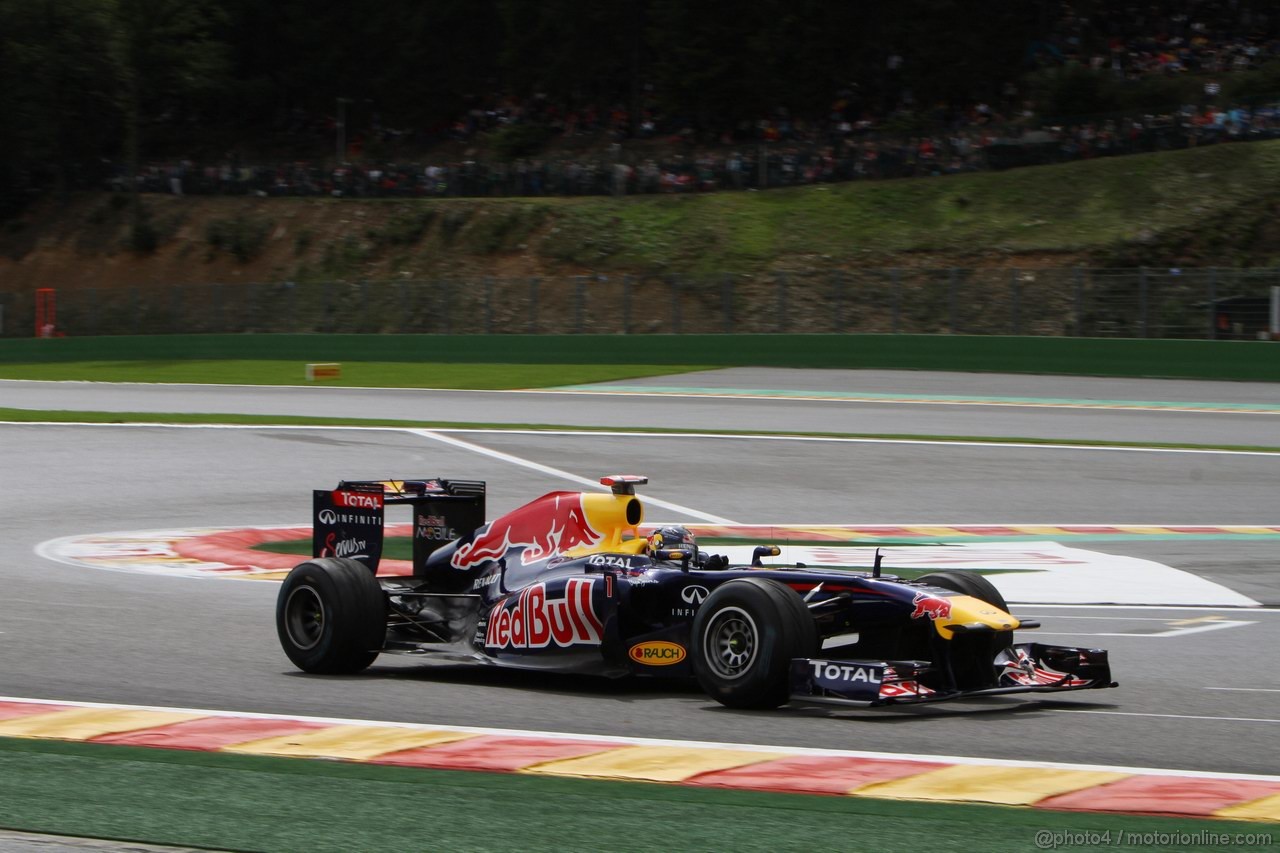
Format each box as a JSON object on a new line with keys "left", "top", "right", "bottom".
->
{"left": 702, "top": 606, "right": 758, "bottom": 680}
{"left": 285, "top": 585, "right": 325, "bottom": 651}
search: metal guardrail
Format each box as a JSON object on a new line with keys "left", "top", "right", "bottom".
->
{"left": 2, "top": 268, "right": 1277, "bottom": 340}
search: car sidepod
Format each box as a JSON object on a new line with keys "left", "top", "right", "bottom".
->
{"left": 474, "top": 573, "right": 624, "bottom": 673}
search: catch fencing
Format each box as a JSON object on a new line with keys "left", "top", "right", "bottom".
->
{"left": 2, "top": 267, "right": 1277, "bottom": 340}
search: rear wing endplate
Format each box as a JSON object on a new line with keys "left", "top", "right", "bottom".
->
{"left": 313, "top": 478, "right": 486, "bottom": 573}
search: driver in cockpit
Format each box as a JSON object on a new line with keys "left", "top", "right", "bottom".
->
{"left": 646, "top": 525, "right": 728, "bottom": 570}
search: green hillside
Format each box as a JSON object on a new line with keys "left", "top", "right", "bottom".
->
{"left": 4, "top": 141, "right": 1280, "bottom": 292}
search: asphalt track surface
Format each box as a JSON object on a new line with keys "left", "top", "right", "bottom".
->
{"left": 2, "top": 370, "right": 1279, "bottom": 777}
{"left": 5, "top": 367, "right": 1280, "bottom": 445}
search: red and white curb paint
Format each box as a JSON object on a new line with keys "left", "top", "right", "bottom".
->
{"left": 35, "top": 524, "right": 1264, "bottom": 605}
{"left": 0, "top": 697, "right": 1277, "bottom": 822}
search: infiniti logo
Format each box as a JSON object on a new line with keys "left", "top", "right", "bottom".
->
{"left": 318, "top": 509, "right": 337, "bottom": 524}
{"left": 680, "top": 585, "right": 709, "bottom": 605}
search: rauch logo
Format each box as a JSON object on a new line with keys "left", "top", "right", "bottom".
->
{"left": 628, "top": 641, "right": 686, "bottom": 666}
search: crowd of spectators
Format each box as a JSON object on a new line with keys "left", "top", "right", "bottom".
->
{"left": 1033, "top": 1, "right": 1280, "bottom": 77}
{"left": 89, "top": 3, "right": 1280, "bottom": 201}
{"left": 108, "top": 96, "right": 1280, "bottom": 199}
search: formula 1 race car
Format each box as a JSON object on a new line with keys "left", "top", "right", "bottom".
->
{"left": 276, "top": 476, "right": 1116, "bottom": 709}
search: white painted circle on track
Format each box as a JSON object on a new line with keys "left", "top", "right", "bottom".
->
{"left": 33, "top": 527, "right": 299, "bottom": 581}
{"left": 34, "top": 526, "right": 1260, "bottom": 605}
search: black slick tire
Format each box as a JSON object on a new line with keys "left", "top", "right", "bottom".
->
{"left": 916, "top": 570, "right": 1011, "bottom": 615}
{"left": 276, "top": 558, "right": 387, "bottom": 674}
{"left": 692, "top": 578, "right": 817, "bottom": 709}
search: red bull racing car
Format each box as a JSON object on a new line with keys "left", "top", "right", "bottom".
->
{"left": 276, "top": 476, "right": 1116, "bottom": 709}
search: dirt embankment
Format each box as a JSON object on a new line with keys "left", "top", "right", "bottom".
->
{"left": 6, "top": 145, "right": 1280, "bottom": 296}
{"left": 0, "top": 190, "right": 1114, "bottom": 296}
{"left": 0, "top": 194, "right": 584, "bottom": 293}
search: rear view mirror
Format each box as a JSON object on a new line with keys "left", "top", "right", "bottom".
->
{"left": 751, "top": 545, "right": 781, "bottom": 567}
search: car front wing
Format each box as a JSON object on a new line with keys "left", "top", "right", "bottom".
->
{"left": 790, "top": 643, "right": 1116, "bottom": 707}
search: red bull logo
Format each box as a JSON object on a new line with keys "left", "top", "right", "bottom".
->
{"left": 451, "top": 493, "right": 602, "bottom": 569}
{"left": 910, "top": 592, "right": 953, "bottom": 621}
{"left": 484, "top": 579, "right": 603, "bottom": 649}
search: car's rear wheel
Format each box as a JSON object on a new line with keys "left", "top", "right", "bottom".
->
{"left": 692, "top": 579, "right": 817, "bottom": 709}
{"left": 277, "top": 558, "right": 386, "bottom": 674}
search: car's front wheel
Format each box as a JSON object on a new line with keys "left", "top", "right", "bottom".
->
{"left": 692, "top": 578, "right": 817, "bottom": 709}
{"left": 917, "top": 570, "right": 1014, "bottom": 689}
{"left": 276, "top": 558, "right": 386, "bottom": 674}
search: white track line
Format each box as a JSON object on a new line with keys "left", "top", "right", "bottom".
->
{"left": 1048, "top": 709, "right": 1280, "bottom": 725}
{"left": 435, "top": 428, "right": 1280, "bottom": 458}
{"left": 533, "top": 387, "right": 1280, "bottom": 415}
{"left": 1205, "top": 687, "right": 1280, "bottom": 693}
{"left": 4, "top": 421, "right": 1280, "bottom": 458}
{"left": 5, "top": 379, "right": 1278, "bottom": 417}
{"left": 406, "top": 428, "right": 737, "bottom": 525}
{"left": 4, "top": 695, "right": 1279, "bottom": 783}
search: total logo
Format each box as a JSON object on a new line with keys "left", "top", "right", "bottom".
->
{"left": 484, "top": 578, "right": 603, "bottom": 650}
{"left": 628, "top": 641, "right": 686, "bottom": 666}
{"left": 587, "top": 554, "right": 634, "bottom": 569}
{"left": 809, "top": 660, "right": 882, "bottom": 684}
{"left": 333, "top": 490, "right": 383, "bottom": 510}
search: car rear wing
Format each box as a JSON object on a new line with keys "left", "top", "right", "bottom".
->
{"left": 313, "top": 478, "right": 486, "bottom": 574}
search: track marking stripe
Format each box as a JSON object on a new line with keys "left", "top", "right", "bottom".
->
{"left": 1048, "top": 709, "right": 1280, "bottom": 724}
{"left": 853, "top": 766, "right": 1129, "bottom": 806}
{"left": 405, "top": 428, "right": 738, "bottom": 524}
{"left": 0, "top": 708, "right": 203, "bottom": 740}
{"left": 2, "top": 697, "right": 1278, "bottom": 784}
{"left": 544, "top": 384, "right": 1280, "bottom": 415}
{"left": 5, "top": 421, "right": 1280, "bottom": 459}
{"left": 526, "top": 746, "right": 785, "bottom": 783}
{"left": 1040, "top": 776, "right": 1280, "bottom": 817}
{"left": 416, "top": 428, "right": 1280, "bottom": 459}
{"left": 7, "top": 379, "right": 1280, "bottom": 416}
{"left": 222, "top": 725, "right": 476, "bottom": 760}
{"left": 1217, "top": 792, "right": 1280, "bottom": 821}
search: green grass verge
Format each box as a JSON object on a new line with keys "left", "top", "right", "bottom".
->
{"left": 4, "top": 336, "right": 1279, "bottom": 381}
{"left": 0, "top": 737, "right": 1260, "bottom": 853}
{"left": 0, "top": 361, "right": 709, "bottom": 389}
{"left": 540, "top": 139, "right": 1280, "bottom": 273}
{"left": 3, "top": 407, "right": 1279, "bottom": 455}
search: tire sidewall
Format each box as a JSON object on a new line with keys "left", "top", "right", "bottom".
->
{"left": 692, "top": 579, "right": 814, "bottom": 709}
{"left": 276, "top": 558, "right": 385, "bottom": 673}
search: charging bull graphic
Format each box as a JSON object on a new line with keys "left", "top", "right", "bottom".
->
{"left": 910, "top": 591, "right": 953, "bottom": 621}
{"left": 451, "top": 492, "right": 603, "bottom": 569}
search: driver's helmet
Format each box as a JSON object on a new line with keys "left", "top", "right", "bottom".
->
{"left": 648, "top": 525, "right": 698, "bottom": 563}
